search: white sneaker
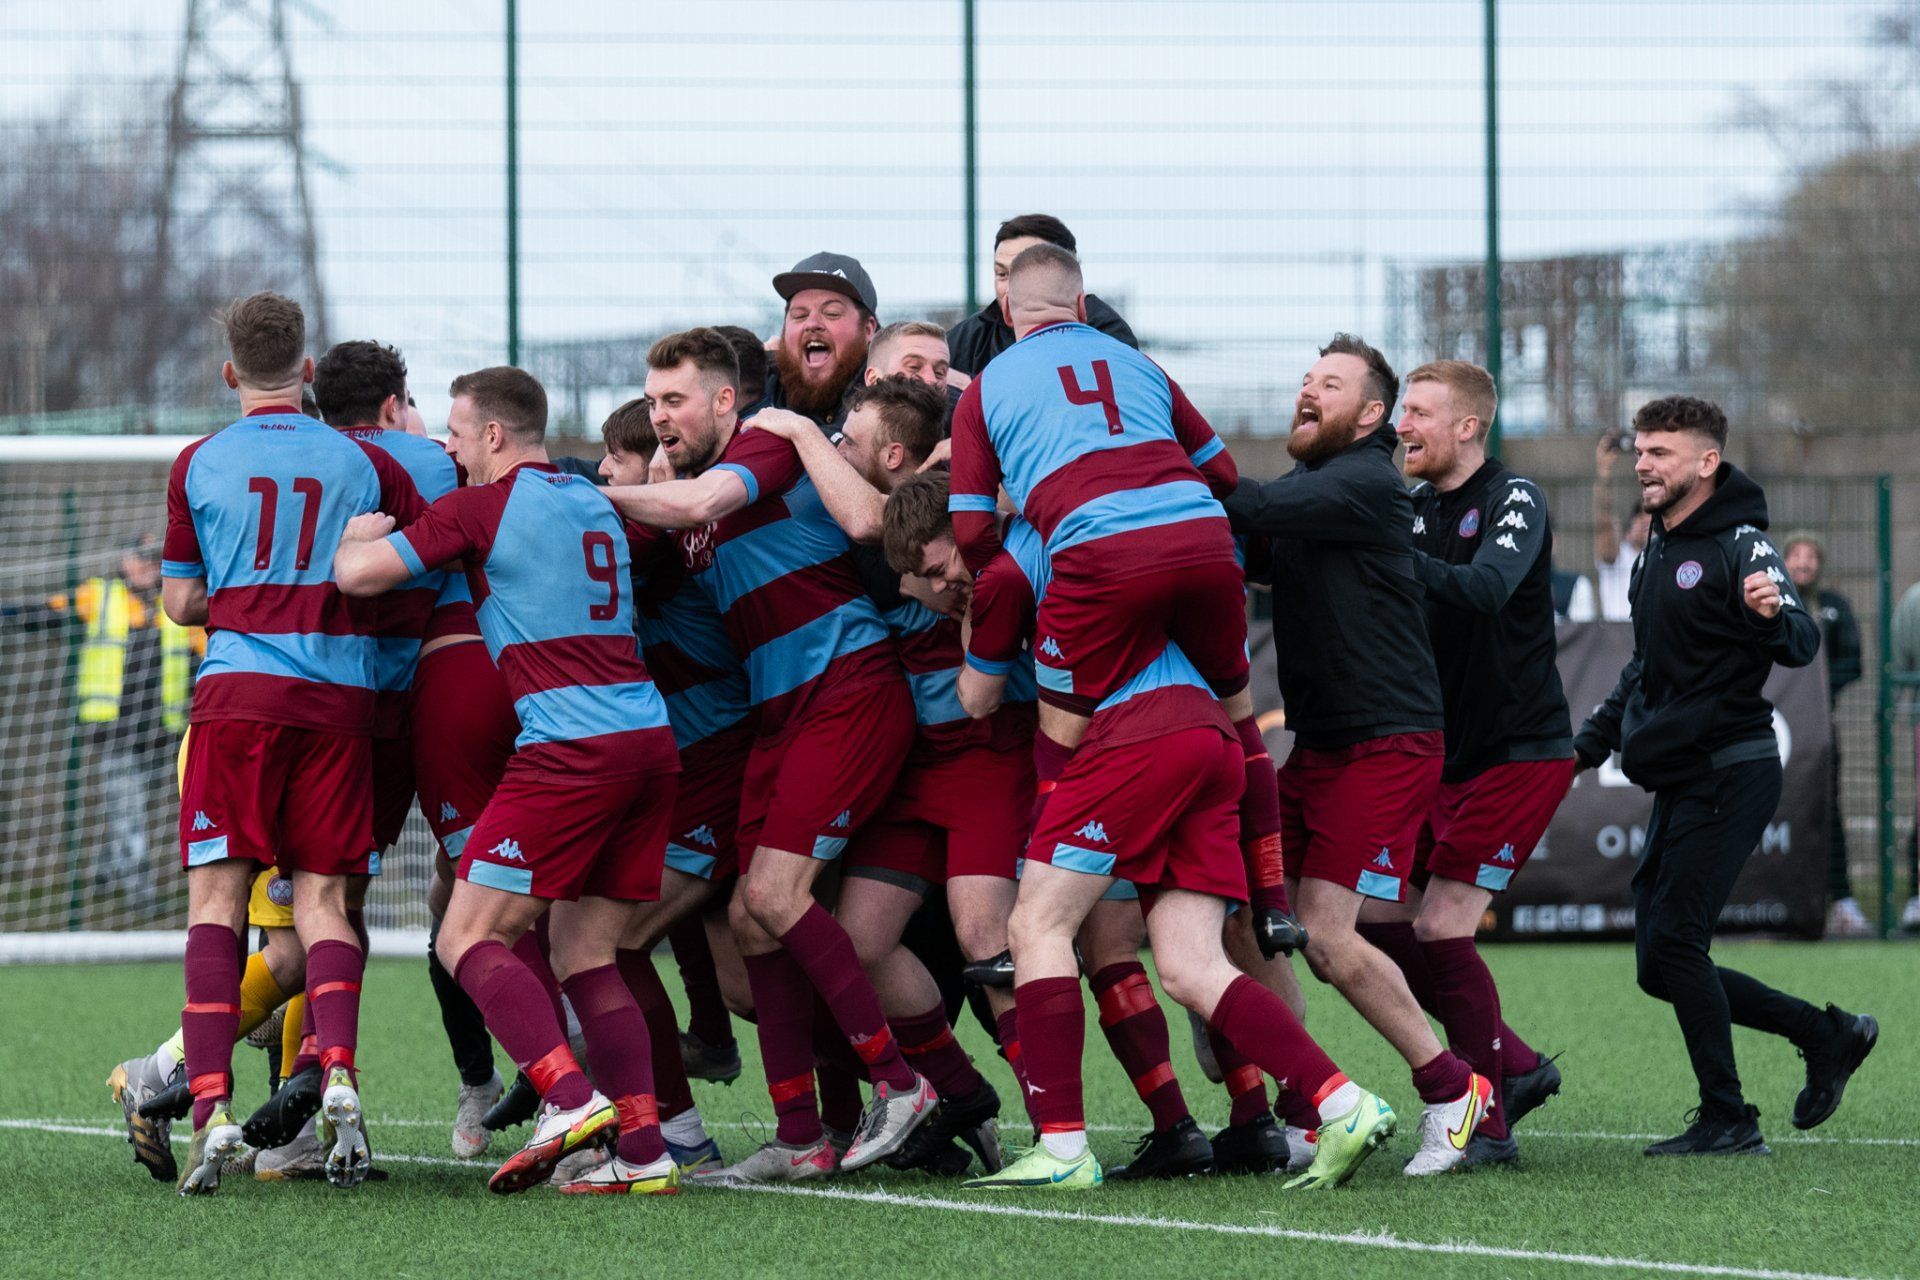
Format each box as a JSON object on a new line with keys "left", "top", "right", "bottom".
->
{"left": 487, "top": 1091, "right": 617, "bottom": 1195}
{"left": 177, "top": 1106, "right": 245, "bottom": 1196}
{"left": 1900, "top": 897, "right": 1920, "bottom": 932}
{"left": 554, "top": 1151, "right": 679, "bottom": 1195}
{"left": 1281, "top": 1124, "right": 1317, "bottom": 1174}
{"left": 1403, "top": 1074, "right": 1492, "bottom": 1177}
{"left": 1827, "top": 897, "right": 1873, "bottom": 938}
{"left": 842, "top": 1073, "right": 938, "bottom": 1171}
{"left": 687, "top": 1137, "right": 838, "bottom": 1185}
{"left": 256, "top": 1115, "right": 326, "bottom": 1181}
{"left": 319, "top": 1067, "right": 371, "bottom": 1188}
{"left": 453, "top": 1070, "right": 504, "bottom": 1158}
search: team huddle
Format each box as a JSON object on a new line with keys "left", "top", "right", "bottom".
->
{"left": 106, "top": 214, "right": 1878, "bottom": 1200}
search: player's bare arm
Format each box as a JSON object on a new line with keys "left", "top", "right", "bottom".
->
{"left": 333, "top": 512, "right": 407, "bottom": 596}
{"left": 956, "top": 659, "right": 1008, "bottom": 720}
{"left": 744, "top": 407, "right": 885, "bottom": 543}
{"left": 606, "top": 468, "right": 750, "bottom": 530}
{"left": 161, "top": 576, "right": 209, "bottom": 627}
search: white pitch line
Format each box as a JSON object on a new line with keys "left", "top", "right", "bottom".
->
{"left": 3, "top": 1117, "right": 1891, "bottom": 1280}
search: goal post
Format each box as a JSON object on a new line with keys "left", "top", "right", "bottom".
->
{"left": 0, "top": 435, "right": 431, "bottom": 961}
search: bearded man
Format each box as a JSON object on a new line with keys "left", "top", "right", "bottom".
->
{"left": 764, "top": 252, "right": 880, "bottom": 434}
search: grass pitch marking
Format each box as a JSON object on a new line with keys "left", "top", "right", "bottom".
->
{"left": 4, "top": 1117, "right": 1890, "bottom": 1280}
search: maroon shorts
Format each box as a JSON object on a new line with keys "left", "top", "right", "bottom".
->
{"left": 1277, "top": 731, "right": 1445, "bottom": 903}
{"left": 179, "top": 719, "right": 373, "bottom": 877}
{"left": 1028, "top": 724, "right": 1247, "bottom": 901}
{"left": 736, "top": 676, "right": 915, "bottom": 872}
{"left": 411, "top": 640, "right": 516, "bottom": 864}
{"left": 1035, "top": 556, "right": 1250, "bottom": 714}
{"left": 1415, "top": 757, "right": 1576, "bottom": 894}
{"left": 870, "top": 742, "right": 1033, "bottom": 880}
{"left": 664, "top": 725, "right": 753, "bottom": 883}
{"left": 460, "top": 761, "right": 677, "bottom": 903}
{"left": 844, "top": 820, "right": 946, "bottom": 889}
{"left": 371, "top": 735, "right": 416, "bottom": 856}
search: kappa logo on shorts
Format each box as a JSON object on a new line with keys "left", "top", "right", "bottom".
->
{"left": 190, "top": 811, "right": 215, "bottom": 833}
{"left": 1458, "top": 509, "right": 1481, "bottom": 537}
{"left": 830, "top": 810, "right": 851, "bottom": 829}
{"left": 489, "top": 839, "right": 526, "bottom": 862}
{"left": 1494, "top": 843, "right": 1517, "bottom": 864}
{"left": 1371, "top": 848, "right": 1394, "bottom": 869}
{"left": 1675, "top": 560, "right": 1704, "bottom": 589}
{"left": 686, "top": 824, "right": 718, "bottom": 848}
{"left": 439, "top": 801, "right": 460, "bottom": 823}
{"left": 1075, "top": 821, "right": 1111, "bottom": 844}
{"left": 1039, "top": 636, "right": 1064, "bottom": 660}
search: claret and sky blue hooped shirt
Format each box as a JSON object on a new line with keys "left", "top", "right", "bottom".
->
{"left": 163, "top": 405, "right": 425, "bottom": 734}
{"left": 628, "top": 537, "right": 752, "bottom": 757}
{"left": 388, "top": 461, "right": 675, "bottom": 781}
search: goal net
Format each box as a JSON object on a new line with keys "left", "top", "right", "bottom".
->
{"left": 0, "top": 435, "right": 435, "bottom": 960}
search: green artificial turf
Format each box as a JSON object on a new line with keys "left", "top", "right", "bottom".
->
{"left": 1, "top": 942, "right": 1908, "bottom": 1280}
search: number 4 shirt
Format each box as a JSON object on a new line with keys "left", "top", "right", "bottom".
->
{"left": 164, "top": 405, "right": 425, "bottom": 733}
{"left": 387, "top": 460, "right": 675, "bottom": 781}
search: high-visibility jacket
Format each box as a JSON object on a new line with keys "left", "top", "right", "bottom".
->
{"left": 73, "top": 577, "right": 194, "bottom": 731}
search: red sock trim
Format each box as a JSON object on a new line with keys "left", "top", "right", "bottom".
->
{"left": 184, "top": 1001, "right": 241, "bottom": 1015}
{"left": 1243, "top": 834, "right": 1286, "bottom": 889}
{"left": 900, "top": 1025, "right": 957, "bottom": 1057}
{"left": 527, "top": 1044, "right": 581, "bottom": 1097}
{"left": 849, "top": 1024, "right": 896, "bottom": 1065}
{"left": 1093, "top": 969, "right": 1157, "bottom": 1025}
{"left": 189, "top": 1071, "right": 231, "bottom": 1100}
{"left": 1224, "top": 1062, "right": 1264, "bottom": 1098}
{"left": 1038, "top": 1121, "right": 1084, "bottom": 1135}
{"left": 1309, "top": 1072, "right": 1351, "bottom": 1107}
{"left": 615, "top": 1093, "right": 659, "bottom": 1132}
{"left": 310, "top": 980, "right": 361, "bottom": 1000}
{"left": 319, "top": 1047, "right": 355, "bottom": 1077}
{"left": 1132, "top": 1062, "right": 1176, "bottom": 1095}
{"left": 769, "top": 1073, "right": 815, "bottom": 1104}
{"left": 1003, "top": 1038, "right": 1023, "bottom": 1064}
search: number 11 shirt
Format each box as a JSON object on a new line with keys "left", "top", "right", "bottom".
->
{"left": 387, "top": 461, "right": 674, "bottom": 782}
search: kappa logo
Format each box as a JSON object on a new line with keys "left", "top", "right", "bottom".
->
{"left": 686, "top": 824, "right": 717, "bottom": 848}
{"left": 1372, "top": 848, "right": 1394, "bottom": 869}
{"left": 830, "top": 809, "right": 852, "bottom": 829}
{"left": 1039, "top": 636, "right": 1064, "bottom": 659}
{"left": 439, "top": 801, "right": 460, "bottom": 823}
{"left": 1494, "top": 843, "right": 1517, "bottom": 864}
{"left": 1505, "top": 487, "right": 1536, "bottom": 507}
{"left": 1495, "top": 533, "right": 1519, "bottom": 551}
{"left": 1676, "top": 560, "right": 1704, "bottom": 589}
{"left": 1412, "top": 515, "right": 1427, "bottom": 535}
{"left": 191, "top": 811, "right": 215, "bottom": 832}
{"left": 1734, "top": 523, "right": 1759, "bottom": 536}
{"left": 489, "top": 839, "right": 526, "bottom": 862}
{"left": 1765, "top": 565, "right": 1787, "bottom": 586}
{"left": 1750, "top": 539, "right": 1777, "bottom": 562}
{"left": 1075, "top": 821, "right": 1111, "bottom": 844}
{"left": 1458, "top": 508, "right": 1481, "bottom": 538}
{"left": 1497, "top": 510, "right": 1528, "bottom": 531}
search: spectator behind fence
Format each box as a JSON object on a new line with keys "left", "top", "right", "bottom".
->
{"left": 1551, "top": 566, "right": 1598, "bottom": 623}
{"left": 1894, "top": 577, "right": 1920, "bottom": 931}
{"left": 1592, "top": 431, "right": 1651, "bottom": 620}
{"left": 1784, "top": 533, "right": 1866, "bottom": 936}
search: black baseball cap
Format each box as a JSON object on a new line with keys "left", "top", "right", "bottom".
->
{"left": 772, "top": 252, "right": 877, "bottom": 316}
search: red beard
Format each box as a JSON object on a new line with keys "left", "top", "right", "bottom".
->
{"left": 773, "top": 336, "right": 868, "bottom": 418}
{"left": 1286, "top": 410, "right": 1362, "bottom": 464}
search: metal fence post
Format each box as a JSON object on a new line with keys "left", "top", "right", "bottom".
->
{"left": 63, "top": 489, "right": 84, "bottom": 930}
{"left": 1876, "top": 474, "right": 1895, "bottom": 938}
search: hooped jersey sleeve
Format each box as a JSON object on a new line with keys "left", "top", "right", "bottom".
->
{"left": 388, "top": 483, "right": 509, "bottom": 578}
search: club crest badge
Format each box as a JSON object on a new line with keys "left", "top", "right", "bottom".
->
{"left": 1459, "top": 508, "right": 1480, "bottom": 537}
{"left": 1676, "top": 560, "right": 1704, "bottom": 589}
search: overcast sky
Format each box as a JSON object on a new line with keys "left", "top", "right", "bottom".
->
{"left": 4, "top": 0, "right": 1907, "bottom": 426}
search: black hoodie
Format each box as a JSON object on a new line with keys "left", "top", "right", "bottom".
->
{"left": 945, "top": 294, "right": 1138, "bottom": 378}
{"left": 1573, "top": 462, "right": 1819, "bottom": 790}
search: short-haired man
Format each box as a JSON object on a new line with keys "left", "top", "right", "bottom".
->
{"left": 867, "top": 322, "right": 952, "bottom": 390}
{"left": 1389, "top": 360, "right": 1576, "bottom": 1167}
{"left": 1573, "top": 396, "right": 1876, "bottom": 1157}
{"left": 162, "top": 292, "right": 425, "bottom": 1193}
{"left": 335, "top": 366, "right": 684, "bottom": 1196}
{"left": 763, "top": 252, "right": 880, "bottom": 432}
{"left": 1780, "top": 532, "right": 1869, "bottom": 936}
{"left": 946, "top": 214, "right": 1138, "bottom": 377}
{"left": 713, "top": 326, "right": 769, "bottom": 418}
{"left": 1223, "top": 334, "right": 1491, "bottom": 1177}
{"left": 606, "top": 329, "right": 937, "bottom": 1181}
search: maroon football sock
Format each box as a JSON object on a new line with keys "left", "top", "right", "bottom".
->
{"left": 1032, "top": 732, "right": 1075, "bottom": 831}
{"left": 562, "top": 964, "right": 666, "bottom": 1165}
{"left": 894, "top": 1003, "right": 987, "bottom": 1099}
{"left": 1411, "top": 1049, "right": 1473, "bottom": 1105}
{"left": 1208, "top": 975, "right": 1344, "bottom": 1108}
{"left": 1273, "top": 1087, "right": 1322, "bottom": 1132}
{"left": 615, "top": 948, "right": 694, "bottom": 1122}
{"left": 291, "top": 994, "right": 320, "bottom": 1076}
{"left": 304, "top": 938, "right": 364, "bottom": 1084}
{"left": 1231, "top": 717, "right": 1291, "bottom": 915}
{"left": 1014, "top": 976, "right": 1087, "bottom": 1136}
{"left": 1207, "top": 1024, "right": 1273, "bottom": 1128}
{"left": 811, "top": 998, "right": 867, "bottom": 1135}
{"left": 742, "top": 949, "right": 823, "bottom": 1145}
{"left": 453, "top": 940, "right": 592, "bottom": 1110}
{"left": 1499, "top": 1020, "right": 1541, "bottom": 1077}
{"left": 1357, "top": 920, "right": 1439, "bottom": 1015}
{"left": 778, "top": 903, "right": 916, "bottom": 1091}
{"left": 995, "top": 1007, "right": 1038, "bottom": 1127}
{"left": 1090, "top": 962, "right": 1190, "bottom": 1132}
{"left": 510, "top": 919, "right": 567, "bottom": 1031}
{"left": 183, "top": 923, "right": 242, "bottom": 1129}
{"left": 668, "top": 914, "right": 733, "bottom": 1047}
{"left": 1423, "top": 937, "right": 1508, "bottom": 1138}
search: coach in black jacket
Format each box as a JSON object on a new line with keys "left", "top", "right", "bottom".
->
{"left": 1225, "top": 337, "right": 1490, "bottom": 1170}
{"left": 1574, "top": 396, "right": 1876, "bottom": 1158}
